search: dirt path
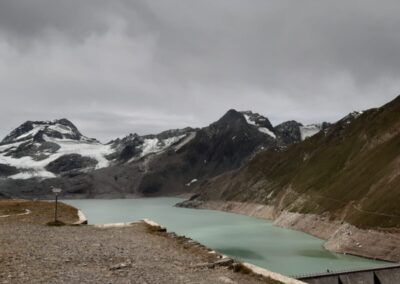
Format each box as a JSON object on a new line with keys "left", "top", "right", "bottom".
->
{"left": 0, "top": 208, "right": 31, "bottom": 218}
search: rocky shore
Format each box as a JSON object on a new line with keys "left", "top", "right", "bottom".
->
{"left": 177, "top": 199, "right": 400, "bottom": 263}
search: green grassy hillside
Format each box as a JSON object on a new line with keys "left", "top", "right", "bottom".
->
{"left": 197, "top": 96, "right": 400, "bottom": 229}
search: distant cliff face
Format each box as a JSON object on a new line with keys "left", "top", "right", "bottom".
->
{"left": 185, "top": 95, "right": 400, "bottom": 230}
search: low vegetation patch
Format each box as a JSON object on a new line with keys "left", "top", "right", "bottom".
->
{"left": 0, "top": 207, "right": 26, "bottom": 216}
{"left": 215, "top": 97, "right": 400, "bottom": 230}
{"left": 0, "top": 199, "right": 79, "bottom": 225}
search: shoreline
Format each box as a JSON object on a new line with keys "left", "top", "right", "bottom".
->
{"left": 74, "top": 216, "right": 303, "bottom": 284}
{"left": 177, "top": 199, "right": 400, "bottom": 263}
{"left": 67, "top": 197, "right": 399, "bottom": 264}
{"left": 139, "top": 218, "right": 305, "bottom": 284}
{"left": 68, "top": 202, "right": 304, "bottom": 283}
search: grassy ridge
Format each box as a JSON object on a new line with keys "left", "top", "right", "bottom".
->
{"left": 209, "top": 96, "right": 400, "bottom": 229}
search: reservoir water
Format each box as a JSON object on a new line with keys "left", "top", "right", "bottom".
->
{"left": 65, "top": 198, "right": 388, "bottom": 276}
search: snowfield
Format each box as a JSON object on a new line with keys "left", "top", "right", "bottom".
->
{"left": 127, "top": 135, "right": 187, "bottom": 163}
{"left": 0, "top": 136, "right": 114, "bottom": 179}
{"left": 140, "top": 135, "right": 185, "bottom": 157}
{"left": 0, "top": 131, "right": 188, "bottom": 179}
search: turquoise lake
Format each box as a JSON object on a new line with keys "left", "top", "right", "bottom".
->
{"left": 65, "top": 198, "right": 388, "bottom": 277}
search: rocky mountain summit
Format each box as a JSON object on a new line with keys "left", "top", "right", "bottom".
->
{"left": 0, "top": 110, "right": 325, "bottom": 198}
{"left": 1, "top": 119, "right": 94, "bottom": 144}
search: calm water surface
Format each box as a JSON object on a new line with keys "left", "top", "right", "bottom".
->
{"left": 65, "top": 198, "right": 388, "bottom": 276}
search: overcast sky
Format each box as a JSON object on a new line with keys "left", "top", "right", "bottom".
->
{"left": 0, "top": 0, "right": 399, "bottom": 142}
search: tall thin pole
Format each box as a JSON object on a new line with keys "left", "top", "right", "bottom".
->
{"left": 54, "top": 194, "right": 58, "bottom": 222}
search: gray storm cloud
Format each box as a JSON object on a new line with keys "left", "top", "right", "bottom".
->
{"left": 0, "top": 0, "right": 399, "bottom": 141}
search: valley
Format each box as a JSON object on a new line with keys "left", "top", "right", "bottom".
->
{"left": 1, "top": 96, "right": 400, "bottom": 280}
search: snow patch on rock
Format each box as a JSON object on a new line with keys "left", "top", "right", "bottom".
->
{"left": 174, "top": 132, "right": 196, "bottom": 152}
{"left": 258, "top": 127, "right": 276, "bottom": 138}
{"left": 299, "top": 124, "right": 322, "bottom": 140}
{"left": 186, "top": 179, "right": 198, "bottom": 187}
{"left": 140, "top": 135, "right": 186, "bottom": 157}
{"left": 243, "top": 114, "right": 276, "bottom": 138}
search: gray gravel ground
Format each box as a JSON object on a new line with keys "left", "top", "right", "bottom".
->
{"left": 0, "top": 222, "right": 274, "bottom": 284}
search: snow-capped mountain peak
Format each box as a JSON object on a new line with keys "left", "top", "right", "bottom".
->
{"left": 1, "top": 119, "right": 96, "bottom": 145}
{"left": 0, "top": 119, "right": 112, "bottom": 179}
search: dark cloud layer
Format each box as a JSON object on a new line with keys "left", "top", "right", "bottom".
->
{"left": 0, "top": 0, "right": 399, "bottom": 141}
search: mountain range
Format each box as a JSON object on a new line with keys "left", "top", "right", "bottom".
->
{"left": 0, "top": 110, "right": 325, "bottom": 198}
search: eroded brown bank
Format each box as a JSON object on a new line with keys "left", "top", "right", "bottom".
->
{"left": 180, "top": 200, "right": 400, "bottom": 262}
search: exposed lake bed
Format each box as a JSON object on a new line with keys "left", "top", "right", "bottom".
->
{"left": 65, "top": 198, "right": 389, "bottom": 277}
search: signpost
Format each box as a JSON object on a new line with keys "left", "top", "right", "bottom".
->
{"left": 51, "top": 187, "right": 62, "bottom": 223}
